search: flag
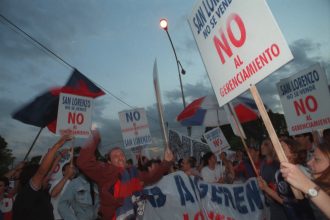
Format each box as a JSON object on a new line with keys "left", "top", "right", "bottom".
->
{"left": 12, "top": 69, "right": 105, "bottom": 133}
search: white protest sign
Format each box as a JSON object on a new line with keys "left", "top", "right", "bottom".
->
{"left": 169, "top": 129, "right": 210, "bottom": 164}
{"left": 188, "top": 0, "right": 293, "bottom": 107}
{"left": 277, "top": 63, "right": 330, "bottom": 135}
{"left": 203, "top": 127, "right": 230, "bottom": 154}
{"left": 118, "top": 108, "right": 152, "bottom": 149}
{"left": 56, "top": 93, "right": 93, "bottom": 137}
{"left": 142, "top": 171, "right": 269, "bottom": 220}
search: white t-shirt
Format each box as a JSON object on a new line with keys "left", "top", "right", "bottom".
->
{"left": 49, "top": 179, "right": 70, "bottom": 220}
{"left": 201, "top": 164, "right": 225, "bottom": 183}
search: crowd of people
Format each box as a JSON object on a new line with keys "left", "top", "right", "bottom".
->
{"left": 0, "top": 128, "right": 330, "bottom": 220}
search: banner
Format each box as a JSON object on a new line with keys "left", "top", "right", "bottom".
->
{"left": 203, "top": 127, "right": 230, "bottom": 154}
{"left": 56, "top": 93, "right": 93, "bottom": 137}
{"left": 277, "top": 63, "right": 330, "bottom": 135}
{"left": 119, "top": 108, "right": 152, "bottom": 149}
{"left": 142, "top": 171, "right": 269, "bottom": 220}
{"left": 169, "top": 130, "right": 210, "bottom": 163}
{"left": 188, "top": 0, "right": 293, "bottom": 106}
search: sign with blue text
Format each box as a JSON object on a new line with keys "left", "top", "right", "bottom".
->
{"left": 188, "top": 0, "right": 293, "bottom": 106}
{"left": 277, "top": 63, "right": 330, "bottom": 135}
{"left": 57, "top": 93, "right": 93, "bottom": 137}
{"left": 119, "top": 108, "right": 152, "bottom": 148}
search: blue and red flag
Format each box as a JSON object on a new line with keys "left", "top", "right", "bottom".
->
{"left": 176, "top": 95, "right": 260, "bottom": 127}
{"left": 12, "top": 69, "right": 105, "bottom": 133}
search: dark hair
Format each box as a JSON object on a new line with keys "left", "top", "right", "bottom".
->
{"left": 295, "top": 132, "right": 313, "bottom": 143}
{"left": 281, "top": 138, "right": 307, "bottom": 165}
{"left": 19, "top": 164, "right": 39, "bottom": 188}
{"left": 0, "top": 176, "right": 9, "bottom": 187}
{"left": 202, "top": 152, "right": 214, "bottom": 167}
{"left": 323, "top": 128, "right": 330, "bottom": 138}
{"left": 62, "top": 163, "right": 71, "bottom": 172}
{"left": 126, "top": 159, "right": 133, "bottom": 165}
{"left": 108, "top": 147, "right": 124, "bottom": 162}
{"left": 314, "top": 142, "right": 330, "bottom": 195}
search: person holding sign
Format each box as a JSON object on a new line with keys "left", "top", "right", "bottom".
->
{"left": 77, "top": 130, "right": 174, "bottom": 220}
{"left": 258, "top": 138, "right": 315, "bottom": 220}
{"left": 200, "top": 152, "right": 225, "bottom": 183}
{"left": 13, "top": 133, "right": 72, "bottom": 220}
{"left": 280, "top": 142, "right": 330, "bottom": 219}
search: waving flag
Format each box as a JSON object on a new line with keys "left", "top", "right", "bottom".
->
{"left": 177, "top": 95, "right": 260, "bottom": 127}
{"left": 12, "top": 69, "right": 105, "bottom": 133}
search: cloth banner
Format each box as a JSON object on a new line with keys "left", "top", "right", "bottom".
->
{"left": 142, "top": 171, "right": 269, "bottom": 220}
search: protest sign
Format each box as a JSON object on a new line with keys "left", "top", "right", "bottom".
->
{"left": 169, "top": 129, "right": 210, "bottom": 163}
{"left": 56, "top": 93, "right": 93, "bottom": 137}
{"left": 188, "top": 0, "right": 293, "bottom": 107}
{"left": 142, "top": 171, "right": 269, "bottom": 220}
{"left": 119, "top": 108, "right": 152, "bottom": 149}
{"left": 203, "top": 127, "right": 230, "bottom": 154}
{"left": 277, "top": 63, "right": 330, "bottom": 135}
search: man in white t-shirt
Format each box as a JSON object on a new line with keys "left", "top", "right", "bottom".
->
{"left": 201, "top": 152, "right": 225, "bottom": 183}
{"left": 49, "top": 163, "right": 76, "bottom": 220}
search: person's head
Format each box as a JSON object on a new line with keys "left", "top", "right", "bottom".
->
{"left": 146, "top": 159, "right": 161, "bottom": 172}
{"left": 235, "top": 150, "right": 243, "bottom": 161}
{"left": 62, "top": 163, "right": 76, "bottom": 180}
{"left": 280, "top": 138, "right": 307, "bottom": 165}
{"left": 203, "top": 152, "right": 216, "bottom": 167}
{"left": 182, "top": 157, "right": 196, "bottom": 172}
{"left": 293, "top": 132, "right": 313, "bottom": 147}
{"left": 248, "top": 146, "right": 260, "bottom": 162}
{"left": 0, "top": 176, "right": 9, "bottom": 195}
{"left": 126, "top": 159, "right": 133, "bottom": 168}
{"left": 220, "top": 151, "right": 227, "bottom": 161}
{"left": 18, "top": 164, "right": 39, "bottom": 190}
{"left": 108, "top": 147, "right": 126, "bottom": 168}
{"left": 308, "top": 142, "right": 330, "bottom": 194}
{"left": 308, "top": 142, "right": 330, "bottom": 178}
{"left": 322, "top": 128, "right": 330, "bottom": 144}
{"left": 260, "top": 138, "right": 275, "bottom": 157}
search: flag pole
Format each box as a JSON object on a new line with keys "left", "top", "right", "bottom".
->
{"left": 153, "top": 59, "right": 170, "bottom": 152}
{"left": 23, "top": 127, "right": 43, "bottom": 161}
{"left": 227, "top": 104, "right": 259, "bottom": 176}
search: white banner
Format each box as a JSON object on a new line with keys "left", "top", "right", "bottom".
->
{"left": 57, "top": 93, "right": 93, "bottom": 137}
{"left": 119, "top": 108, "right": 152, "bottom": 149}
{"left": 142, "top": 171, "right": 269, "bottom": 220}
{"left": 188, "top": 0, "right": 293, "bottom": 106}
{"left": 203, "top": 127, "right": 230, "bottom": 154}
{"left": 277, "top": 63, "right": 330, "bottom": 135}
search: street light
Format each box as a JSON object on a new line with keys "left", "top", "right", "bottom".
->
{"left": 159, "top": 18, "right": 187, "bottom": 107}
{"left": 160, "top": 18, "right": 191, "bottom": 136}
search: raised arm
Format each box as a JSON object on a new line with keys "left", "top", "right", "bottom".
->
{"left": 31, "top": 134, "right": 72, "bottom": 190}
{"left": 139, "top": 148, "right": 173, "bottom": 186}
{"left": 77, "top": 130, "right": 119, "bottom": 185}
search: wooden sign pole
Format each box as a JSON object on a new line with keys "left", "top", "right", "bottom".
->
{"left": 250, "top": 85, "right": 303, "bottom": 199}
{"left": 227, "top": 104, "right": 259, "bottom": 176}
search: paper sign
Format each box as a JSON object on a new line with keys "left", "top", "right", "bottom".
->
{"left": 119, "top": 108, "right": 152, "bottom": 149}
{"left": 56, "top": 93, "right": 93, "bottom": 137}
{"left": 277, "top": 63, "right": 330, "bottom": 135}
{"left": 188, "top": 0, "right": 293, "bottom": 106}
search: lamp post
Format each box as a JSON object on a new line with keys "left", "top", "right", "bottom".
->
{"left": 160, "top": 18, "right": 191, "bottom": 136}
